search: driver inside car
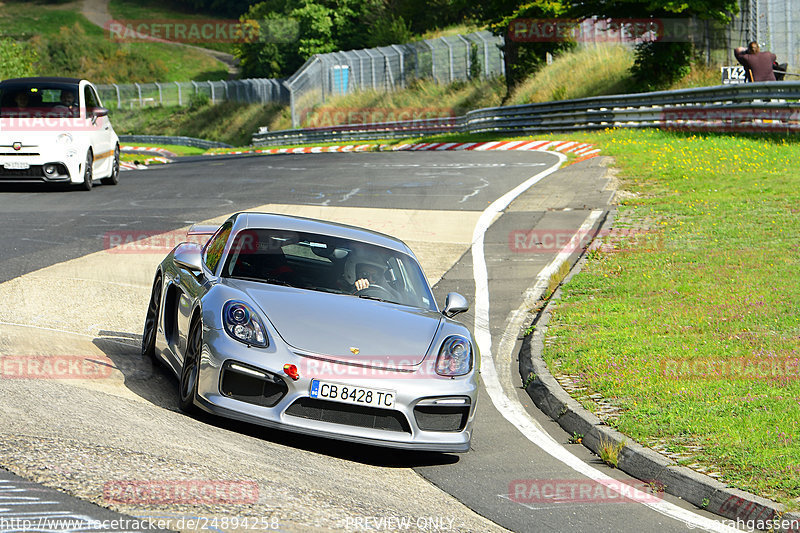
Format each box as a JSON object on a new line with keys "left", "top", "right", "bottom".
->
{"left": 354, "top": 262, "right": 384, "bottom": 291}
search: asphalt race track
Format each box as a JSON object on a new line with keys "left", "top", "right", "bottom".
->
{"left": 0, "top": 151, "right": 737, "bottom": 532}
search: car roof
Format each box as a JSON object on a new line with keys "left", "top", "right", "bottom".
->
{"left": 0, "top": 77, "right": 83, "bottom": 86}
{"left": 237, "top": 212, "right": 415, "bottom": 256}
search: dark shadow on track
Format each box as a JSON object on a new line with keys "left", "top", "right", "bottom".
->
{"left": 92, "top": 330, "right": 460, "bottom": 470}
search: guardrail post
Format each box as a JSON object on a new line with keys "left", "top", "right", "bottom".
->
{"left": 175, "top": 82, "right": 182, "bottom": 106}
{"left": 154, "top": 82, "right": 162, "bottom": 106}
{"left": 112, "top": 83, "right": 121, "bottom": 109}
{"left": 134, "top": 82, "right": 142, "bottom": 107}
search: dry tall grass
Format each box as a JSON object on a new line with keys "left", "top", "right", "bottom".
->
{"left": 509, "top": 44, "right": 635, "bottom": 104}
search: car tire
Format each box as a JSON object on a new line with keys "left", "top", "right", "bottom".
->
{"left": 101, "top": 145, "right": 120, "bottom": 186}
{"left": 178, "top": 316, "right": 202, "bottom": 413}
{"left": 141, "top": 274, "right": 162, "bottom": 359}
{"left": 80, "top": 150, "right": 93, "bottom": 191}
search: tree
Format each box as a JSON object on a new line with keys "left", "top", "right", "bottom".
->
{"left": 565, "top": 0, "right": 739, "bottom": 90}
{"left": 479, "top": 1, "right": 574, "bottom": 98}
{"left": 235, "top": 0, "right": 408, "bottom": 78}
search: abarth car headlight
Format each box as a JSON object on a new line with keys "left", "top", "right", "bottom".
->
{"left": 56, "top": 133, "right": 73, "bottom": 145}
{"left": 435, "top": 336, "right": 472, "bottom": 377}
{"left": 222, "top": 301, "right": 268, "bottom": 347}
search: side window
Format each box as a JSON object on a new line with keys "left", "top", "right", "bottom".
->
{"left": 203, "top": 222, "right": 232, "bottom": 273}
{"left": 83, "top": 86, "right": 99, "bottom": 117}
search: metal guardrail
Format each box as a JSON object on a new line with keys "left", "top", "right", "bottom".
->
{"left": 252, "top": 82, "right": 800, "bottom": 146}
{"left": 118, "top": 135, "right": 232, "bottom": 149}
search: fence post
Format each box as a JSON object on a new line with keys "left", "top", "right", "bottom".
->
{"left": 112, "top": 83, "right": 121, "bottom": 109}
{"left": 284, "top": 80, "right": 297, "bottom": 128}
{"left": 376, "top": 48, "right": 392, "bottom": 89}
{"left": 391, "top": 44, "right": 405, "bottom": 88}
{"left": 155, "top": 82, "right": 162, "bottom": 105}
{"left": 364, "top": 49, "right": 378, "bottom": 89}
{"left": 209, "top": 81, "right": 215, "bottom": 103}
{"left": 134, "top": 82, "right": 142, "bottom": 107}
{"left": 191, "top": 80, "right": 198, "bottom": 96}
{"left": 440, "top": 37, "right": 454, "bottom": 83}
{"left": 476, "top": 32, "right": 490, "bottom": 79}
{"left": 175, "top": 82, "right": 182, "bottom": 106}
{"left": 358, "top": 50, "right": 366, "bottom": 90}
{"left": 426, "top": 40, "right": 436, "bottom": 81}
{"left": 457, "top": 34, "right": 470, "bottom": 79}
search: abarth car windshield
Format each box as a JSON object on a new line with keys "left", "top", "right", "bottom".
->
{"left": 220, "top": 228, "right": 436, "bottom": 311}
{"left": 0, "top": 82, "right": 80, "bottom": 118}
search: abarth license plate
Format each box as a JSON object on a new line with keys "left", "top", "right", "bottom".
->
{"left": 309, "top": 379, "right": 395, "bottom": 409}
{"left": 4, "top": 162, "right": 29, "bottom": 170}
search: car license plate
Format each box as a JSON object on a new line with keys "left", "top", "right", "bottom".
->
{"left": 309, "top": 379, "right": 395, "bottom": 409}
{"left": 4, "top": 162, "right": 29, "bottom": 170}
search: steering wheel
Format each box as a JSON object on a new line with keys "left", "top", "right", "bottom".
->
{"left": 51, "top": 105, "right": 76, "bottom": 117}
{"left": 355, "top": 283, "right": 395, "bottom": 300}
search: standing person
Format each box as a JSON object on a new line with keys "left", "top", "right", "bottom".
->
{"left": 734, "top": 41, "right": 777, "bottom": 82}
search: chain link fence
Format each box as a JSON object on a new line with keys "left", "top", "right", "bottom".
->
{"left": 96, "top": 79, "right": 288, "bottom": 109}
{"left": 284, "top": 31, "right": 503, "bottom": 127}
{"left": 750, "top": 0, "right": 799, "bottom": 72}
{"left": 95, "top": 30, "right": 504, "bottom": 128}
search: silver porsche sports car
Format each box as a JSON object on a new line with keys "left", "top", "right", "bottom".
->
{"left": 142, "top": 212, "right": 479, "bottom": 452}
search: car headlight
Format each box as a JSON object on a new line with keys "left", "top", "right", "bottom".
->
{"left": 222, "top": 301, "right": 268, "bottom": 347}
{"left": 435, "top": 336, "right": 472, "bottom": 376}
{"left": 56, "top": 133, "right": 73, "bottom": 145}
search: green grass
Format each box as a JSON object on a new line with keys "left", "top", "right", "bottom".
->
{"left": 109, "top": 0, "right": 235, "bottom": 54}
{"left": 272, "top": 76, "right": 505, "bottom": 131}
{"left": 540, "top": 129, "right": 800, "bottom": 507}
{"left": 119, "top": 143, "right": 206, "bottom": 156}
{"left": 110, "top": 101, "right": 284, "bottom": 147}
{"left": 509, "top": 45, "right": 635, "bottom": 104}
{"left": 0, "top": 0, "right": 226, "bottom": 82}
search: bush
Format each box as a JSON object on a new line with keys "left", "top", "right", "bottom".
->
{"left": 0, "top": 38, "right": 38, "bottom": 79}
{"left": 189, "top": 91, "right": 210, "bottom": 110}
{"left": 630, "top": 42, "right": 693, "bottom": 91}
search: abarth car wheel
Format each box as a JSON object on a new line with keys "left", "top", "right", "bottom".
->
{"left": 81, "top": 150, "right": 93, "bottom": 191}
{"left": 102, "top": 145, "right": 120, "bottom": 185}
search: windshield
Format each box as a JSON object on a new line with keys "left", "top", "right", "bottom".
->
{"left": 221, "top": 228, "right": 436, "bottom": 311}
{"left": 0, "top": 83, "right": 80, "bottom": 118}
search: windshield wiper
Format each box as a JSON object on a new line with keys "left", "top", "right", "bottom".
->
{"left": 356, "top": 294, "right": 392, "bottom": 303}
{"left": 230, "top": 275, "right": 294, "bottom": 287}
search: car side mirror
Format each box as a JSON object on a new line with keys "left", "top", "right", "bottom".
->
{"left": 442, "top": 292, "right": 469, "bottom": 318}
{"left": 174, "top": 242, "right": 204, "bottom": 274}
{"left": 91, "top": 107, "right": 109, "bottom": 118}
